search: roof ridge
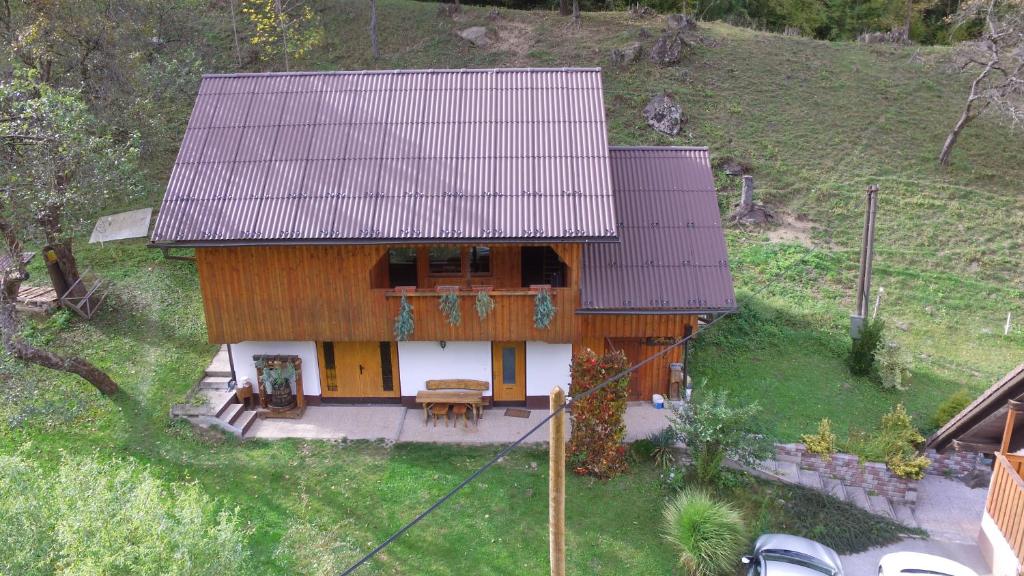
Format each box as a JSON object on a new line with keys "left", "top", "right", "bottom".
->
{"left": 608, "top": 146, "right": 710, "bottom": 151}
{"left": 202, "top": 67, "right": 603, "bottom": 79}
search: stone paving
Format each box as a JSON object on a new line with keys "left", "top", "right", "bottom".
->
{"left": 246, "top": 402, "right": 675, "bottom": 444}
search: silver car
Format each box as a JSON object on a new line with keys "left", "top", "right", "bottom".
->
{"left": 743, "top": 534, "right": 845, "bottom": 576}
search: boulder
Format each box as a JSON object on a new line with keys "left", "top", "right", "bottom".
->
{"left": 642, "top": 94, "right": 685, "bottom": 136}
{"left": 458, "top": 26, "right": 492, "bottom": 48}
{"left": 665, "top": 13, "right": 697, "bottom": 32}
{"left": 650, "top": 30, "right": 688, "bottom": 66}
{"left": 609, "top": 42, "right": 644, "bottom": 65}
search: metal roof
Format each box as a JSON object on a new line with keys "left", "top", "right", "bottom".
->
{"left": 927, "top": 363, "right": 1024, "bottom": 453}
{"left": 580, "top": 147, "right": 735, "bottom": 313}
{"left": 150, "top": 68, "right": 617, "bottom": 245}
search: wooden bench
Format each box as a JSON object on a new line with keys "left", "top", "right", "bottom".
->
{"left": 417, "top": 379, "right": 489, "bottom": 427}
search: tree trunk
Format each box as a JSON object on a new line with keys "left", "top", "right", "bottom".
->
{"left": 938, "top": 109, "right": 972, "bottom": 167}
{"left": 0, "top": 300, "right": 119, "bottom": 395}
{"left": 36, "top": 200, "right": 83, "bottom": 297}
{"left": 369, "top": 0, "right": 380, "bottom": 59}
{"left": 572, "top": 0, "right": 580, "bottom": 28}
{"left": 559, "top": 0, "right": 570, "bottom": 16}
{"left": 939, "top": 59, "right": 995, "bottom": 167}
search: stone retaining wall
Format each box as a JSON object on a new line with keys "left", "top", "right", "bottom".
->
{"left": 775, "top": 443, "right": 984, "bottom": 504}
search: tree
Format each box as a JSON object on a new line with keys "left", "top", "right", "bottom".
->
{"left": 0, "top": 69, "right": 136, "bottom": 395}
{"left": 241, "top": 0, "right": 323, "bottom": 67}
{"left": 669, "top": 389, "right": 773, "bottom": 486}
{"left": 370, "top": 0, "right": 380, "bottom": 59}
{"left": 939, "top": 0, "right": 1024, "bottom": 166}
{"left": 0, "top": 68, "right": 140, "bottom": 294}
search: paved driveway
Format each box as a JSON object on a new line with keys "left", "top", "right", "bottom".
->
{"left": 840, "top": 475, "right": 991, "bottom": 576}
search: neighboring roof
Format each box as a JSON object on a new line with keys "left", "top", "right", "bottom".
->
{"left": 579, "top": 147, "right": 735, "bottom": 313}
{"left": 927, "top": 363, "right": 1024, "bottom": 453}
{"left": 151, "top": 68, "right": 616, "bottom": 246}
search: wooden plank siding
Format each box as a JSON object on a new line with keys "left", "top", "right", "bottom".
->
{"left": 987, "top": 452, "right": 1024, "bottom": 564}
{"left": 196, "top": 245, "right": 697, "bottom": 344}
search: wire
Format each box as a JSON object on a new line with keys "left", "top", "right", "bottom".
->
{"left": 338, "top": 315, "right": 727, "bottom": 576}
{"left": 338, "top": 251, "right": 818, "bottom": 576}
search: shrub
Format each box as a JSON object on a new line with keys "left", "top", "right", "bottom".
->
{"left": 0, "top": 454, "right": 251, "bottom": 576}
{"left": 669, "top": 389, "right": 773, "bottom": 486}
{"left": 801, "top": 418, "right": 837, "bottom": 461}
{"left": 874, "top": 337, "right": 912, "bottom": 390}
{"left": 848, "top": 318, "right": 884, "bottom": 376}
{"left": 648, "top": 427, "right": 679, "bottom": 469}
{"left": 662, "top": 488, "right": 746, "bottom": 576}
{"left": 567, "top": 349, "right": 631, "bottom": 478}
{"left": 929, "top": 388, "right": 973, "bottom": 431}
{"left": 850, "top": 404, "right": 931, "bottom": 479}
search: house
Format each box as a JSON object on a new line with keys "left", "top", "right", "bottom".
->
{"left": 150, "top": 68, "right": 734, "bottom": 408}
{"left": 927, "top": 363, "right": 1024, "bottom": 576}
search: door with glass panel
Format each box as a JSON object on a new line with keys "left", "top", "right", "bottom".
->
{"left": 491, "top": 341, "right": 526, "bottom": 402}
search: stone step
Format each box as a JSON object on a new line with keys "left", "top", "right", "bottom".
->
{"left": 845, "top": 485, "right": 870, "bottom": 510}
{"left": 775, "top": 461, "right": 800, "bottom": 483}
{"left": 220, "top": 403, "right": 243, "bottom": 425}
{"left": 798, "top": 469, "right": 823, "bottom": 490}
{"left": 892, "top": 504, "right": 919, "bottom": 528}
{"left": 868, "top": 494, "right": 896, "bottom": 520}
{"left": 236, "top": 411, "right": 258, "bottom": 436}
{"left": 210, "top": 389, "right": 236, "bottom": 418}
{"left": 198, "top": 376, "right": 233, "bottom": 390}
{"left": 823, "top": 478, "right": 847, "bottom": 501}
{"left": 205, "top": 346, "right": 232, "bottom": 378}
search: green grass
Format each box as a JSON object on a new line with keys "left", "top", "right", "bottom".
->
{"left": 3, "top": 2, "right": 1024, "bottom": 571}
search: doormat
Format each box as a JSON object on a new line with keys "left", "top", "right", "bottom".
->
{"left": 504, "top": 408, "right": 531, "bottom": 418}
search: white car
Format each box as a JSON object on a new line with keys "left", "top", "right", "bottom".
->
{"left": 878, "top": 552, "right": 979, "bottom": 576}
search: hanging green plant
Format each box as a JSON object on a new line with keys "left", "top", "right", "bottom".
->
{"left": 438, "top": 289, "right": 461, "bottom": 326}
{"left": 534, "top": 288, "right": 556, "bottom": 329}
{"left": 394, "top": 294, "right": 414, "bottom": 340}
{"left": 475, "top": 290, "right": 495, "bottom": 320}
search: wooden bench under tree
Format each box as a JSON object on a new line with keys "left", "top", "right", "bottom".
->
{"left": 416, "top": 379, "right": 489, "bottom": 427}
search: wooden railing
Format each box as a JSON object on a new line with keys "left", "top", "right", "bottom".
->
{"left": 986, "top": 452, "right": 1024, "bottom": 564}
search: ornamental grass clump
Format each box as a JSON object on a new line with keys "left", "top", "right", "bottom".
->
{"left": 662, "top": 488, "right": 746, "bottom": 576}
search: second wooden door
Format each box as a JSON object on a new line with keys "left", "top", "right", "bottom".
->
{"left": 491, "top": 341, "right": 526, "bottom": 403}
{"left": 319, "top": 342, "right": 400, "bottom": 398}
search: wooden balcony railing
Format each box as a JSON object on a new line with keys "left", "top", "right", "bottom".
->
{"left": 986, "top": 452, "right": 1024, "bottom": 564}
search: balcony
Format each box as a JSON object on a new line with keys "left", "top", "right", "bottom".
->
{"left": 986, "top": 452, "right": 1024, "bottom": 566}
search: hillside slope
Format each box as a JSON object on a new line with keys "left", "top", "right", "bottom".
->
{"left": 291, "top": 1, "right": 1024, "bottom": 437}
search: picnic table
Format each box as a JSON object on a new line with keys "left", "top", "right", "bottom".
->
{"left": 416, "top": 389, "right": 484, "bottom": 426}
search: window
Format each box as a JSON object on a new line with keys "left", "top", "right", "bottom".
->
{"left": 469, "top": 246, "right": 491, "bottom": 275}
{"left": 379, "top": 342, "right": 394, "bottom": 392}
{"left": 501, "top": 346, "right": 517, "bottom": 384}
{"left": 429, "top": 247, "right": 462, "bottom": 275}
{"left": 388, "top": 248, "right": 417, "bottom": 288}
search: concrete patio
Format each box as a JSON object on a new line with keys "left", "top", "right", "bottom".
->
{"left": 246, "top": 402, "right": 674, "bottom": 444}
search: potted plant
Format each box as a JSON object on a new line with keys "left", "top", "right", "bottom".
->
{"left": 259, "top": 361, "right": 296, "bottom": 410}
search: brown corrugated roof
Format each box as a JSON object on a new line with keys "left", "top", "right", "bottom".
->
{"left": 151, "top": 68, "right": 617, "bottom": 245}
{"left": 580, "top": 147, "right": 735, "bottom": 313}
{"left": 927, "top": 363, "right": 1024, "bottom": 453}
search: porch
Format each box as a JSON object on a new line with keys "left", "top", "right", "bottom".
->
{"left": 245, "top": 402, "right": 673, "bottom": 445}
{"left": 983, "top": 451, "right": 1024, "bottom": 573}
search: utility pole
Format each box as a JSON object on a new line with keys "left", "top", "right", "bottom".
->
{"left": 852, "top": 185, "right": 879, "bottom": 338}
{"left": 549, "top": 387, "right": 566, "bottom": 576}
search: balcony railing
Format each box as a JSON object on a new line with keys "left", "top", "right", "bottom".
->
{"left": 986, "top": 452, "right": 1024, "bottom": 565}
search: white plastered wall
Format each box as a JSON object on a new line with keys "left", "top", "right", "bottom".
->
{"left": 396, "top": 341, "right": 492, "bottom": 396}
{"left": 230, "top": 341, "right": 321, "bottom": 396}
{"left": 525, "top": 342, "right": 572, "bottom": 397}
{"left": 980, "top": 511, "right": 1023, "bottom": 576}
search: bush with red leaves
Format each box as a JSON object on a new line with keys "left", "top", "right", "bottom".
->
{"left": 567, "top": 348, "right": 631, "bottom": 478}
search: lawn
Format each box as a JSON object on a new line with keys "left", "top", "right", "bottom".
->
{"left": 2, "top": 1, "right": 1023, "bottom": 571}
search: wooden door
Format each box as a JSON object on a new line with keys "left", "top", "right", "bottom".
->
{"left": 492, "top": 341, "right": 526, "bottom": 403}
{"left": 318, "top": 342, "right": 400, "bottom": 398}
{"left": 607, "top": 338, "right": 678, "bottom": 401}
